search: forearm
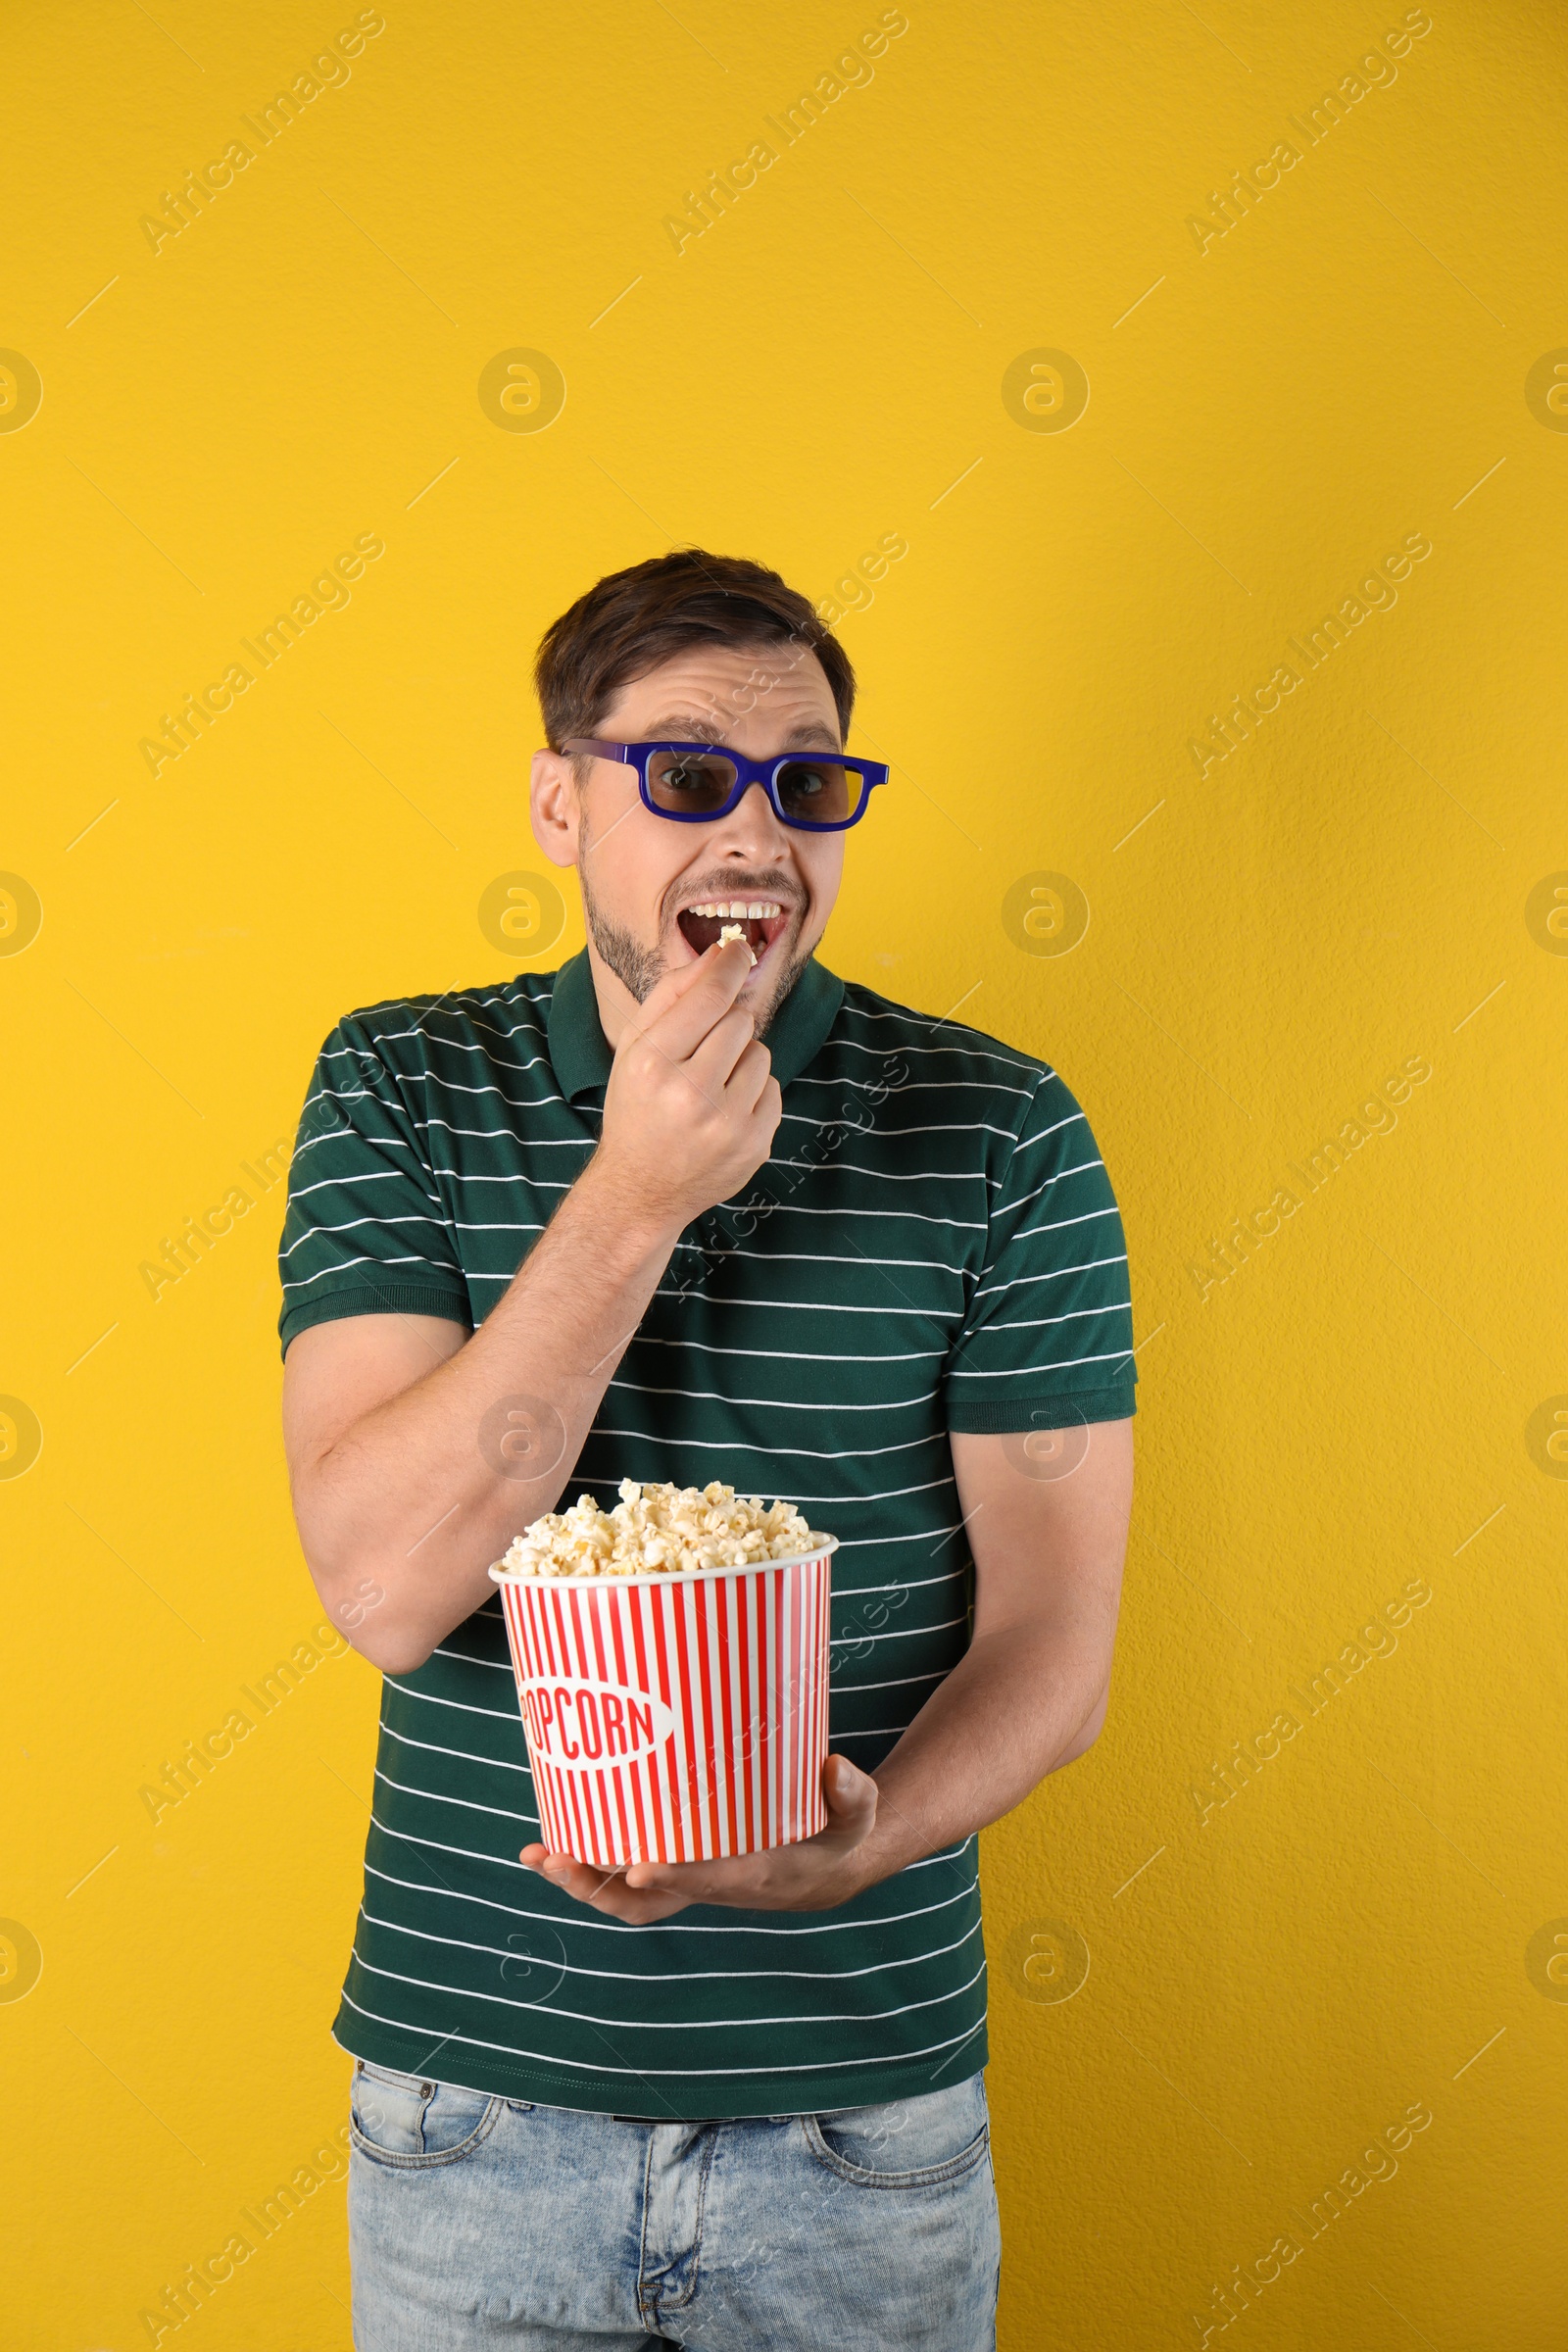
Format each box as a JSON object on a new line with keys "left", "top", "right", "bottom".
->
{"left": 571, "top": 1426, "right": 1132, "bottom": 1925}
{"left": 294, "top": 1160, "right": 681, "bottom": 1669}
{"left": 851, "top": 1621, "right": 1111, "bottom": 1889}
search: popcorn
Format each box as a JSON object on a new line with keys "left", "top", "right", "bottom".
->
{"left": 493, "top": 1478, "right": 829, "bottom": 1579}
{"left": 718, "top": 922, "right": 757, "bottom": 966}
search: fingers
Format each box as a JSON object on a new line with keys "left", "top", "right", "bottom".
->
{"left": 518, "top": 1846, "right": 612, "bottom": 1899}
{"left": 628, "top": 937, "right": 756, "bottom": 1068}
{"left": 685, "top": 1008, "right": 767, "bottom": 1103}
{"left": 585, "top": 1885, "right": 689, "bottom": 1923}
{"left": 726, "top": 1041, "right": 777, "bottom": 1119}
{"left": 628, "top": 934, "right": 746, "bottom": 1037}
{"left": 624, "top": 1858, "right": 759, "bottom": 1905}
{"left": 759, "top": 1074, "right": 784, "bottom": 1127}
{"left": 520, "top": 1847, "right": 690, "bottom": 1923}
{"left": 519, "top": 1848, "right": 621, "bottom": 1898}
{"left": 595, "top": 932, "right": 775, "bottom": 1228}
{"left": 631, "top": 933, "right": 742, "bottom": 1025}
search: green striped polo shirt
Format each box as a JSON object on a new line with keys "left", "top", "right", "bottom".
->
{"left": 277, "top": 946, "right": 1137, "bottom": 2119}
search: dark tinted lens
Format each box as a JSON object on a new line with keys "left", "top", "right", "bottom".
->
{"left": 775, "top": 760, "right": 864, "bottom": 825}
{"left": 647, "top": 750, "right": 739, "bottom": 813}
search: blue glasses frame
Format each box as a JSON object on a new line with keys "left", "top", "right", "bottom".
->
{"left": 562, "top": 738, "right": 890, "bottom": 832}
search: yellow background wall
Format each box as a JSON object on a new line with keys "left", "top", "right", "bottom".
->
{"left": 4, "top": 0, "right": 1564, "bottom": 2341}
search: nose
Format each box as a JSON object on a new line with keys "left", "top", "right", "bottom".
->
{"left": 712, "top": 778, "right": 793, "bottom": 855}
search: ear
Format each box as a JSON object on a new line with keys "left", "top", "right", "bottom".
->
{"left": 530, "top": 748, "right": 582, "bottom": 870}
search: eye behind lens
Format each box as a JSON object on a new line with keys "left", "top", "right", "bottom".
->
{"left": 649, "top": 751, "right": 739, "bottom": 809}
{"left": 776, "top": 759, "right": 858, "bottom": 823}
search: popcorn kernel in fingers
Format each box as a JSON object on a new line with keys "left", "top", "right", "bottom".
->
{"left": 718, "top": 922, "right": 757, "bottom": 966}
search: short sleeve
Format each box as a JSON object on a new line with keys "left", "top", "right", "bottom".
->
{"left": 944, "top": 1066, "right": 1138, "bottom": 1433}
{"left": 276, "top": 1016, "right": 472, "bottom": 1358}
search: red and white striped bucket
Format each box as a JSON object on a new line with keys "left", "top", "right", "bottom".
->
{"left": 490, "top": 1543, "right": 837, "bottom": 1870}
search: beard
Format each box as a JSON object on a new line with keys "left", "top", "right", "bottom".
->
{"left": 576, "top": 816, "right": 808, "bottom": 1037}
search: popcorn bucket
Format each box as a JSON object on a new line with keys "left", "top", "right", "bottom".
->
{"left": 490, "top": 1541, "right": 838, "bottom": 1870}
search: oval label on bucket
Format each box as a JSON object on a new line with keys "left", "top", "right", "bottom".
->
{"left": 519, "top": 1678, "right": 676, "bottom": 1773}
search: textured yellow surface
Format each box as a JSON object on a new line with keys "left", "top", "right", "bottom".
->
{"left": 2, "top": 1, "right": 1565, "bottom": 2343}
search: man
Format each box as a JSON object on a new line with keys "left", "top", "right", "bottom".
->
{"left": 278, "top": 548, "right": 1137, "bottom": 2349}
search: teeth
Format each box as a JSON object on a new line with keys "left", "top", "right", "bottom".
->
{"left": 685, "top": 899, "right": 783, "bottom": 919}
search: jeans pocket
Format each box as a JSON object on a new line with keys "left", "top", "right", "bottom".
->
{"left": 802, "top": 2073, "right": 992, "bottom": 2189}
{"left": 349, "top": 2059, "right": 505, "bottom": 2170}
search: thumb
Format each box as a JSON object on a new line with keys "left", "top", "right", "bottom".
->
{"left": 625, "top": 937, "right": 734, "bottom": 1037}
{"left": 820, "top": 1753, "right": 877, "bottom": 1837}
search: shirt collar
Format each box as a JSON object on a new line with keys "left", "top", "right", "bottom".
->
{"left": 546, "top": 947, "right": 845, "bottom": 1103}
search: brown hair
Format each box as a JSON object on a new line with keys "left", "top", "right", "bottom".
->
{"left": 534, "top": 548, "right": 856, "bottom": 751}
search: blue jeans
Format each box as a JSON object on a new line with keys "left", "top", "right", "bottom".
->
{"left": 348, "top": 2058, "right": 1001, "bottom": 2349}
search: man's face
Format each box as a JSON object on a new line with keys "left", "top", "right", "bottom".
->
{"left": 531, "top": 639, "right": 848, "bottom": 1037}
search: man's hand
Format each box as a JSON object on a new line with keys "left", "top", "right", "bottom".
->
{"left": 593, "top": 935, "right": 783, "bottom": 1234}
{"left": 279, "top": 935, "right": 786, "bottom": 1678}
{"left": 518, "top": 1753, "right": 878, "bottom": 1923}
{"left": 516, "top": 1423, "right": 1135, "bottom": 1925}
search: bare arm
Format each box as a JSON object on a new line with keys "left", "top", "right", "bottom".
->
{"left": 530, "top": 1415, "right": 1135, "bottom": 1918}
{"left": 838, "top": 1415, "right": 1134, "bottom": 1876}
{"left": 281, "top": 937, "right": 777, "bottom": 1675}
{"left": 280, "top": 1188, "right": 678, "bottom": 1674}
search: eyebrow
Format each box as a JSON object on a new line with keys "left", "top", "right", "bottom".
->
{"left": 642, "top": 714, "right": 843, "bottom": 752}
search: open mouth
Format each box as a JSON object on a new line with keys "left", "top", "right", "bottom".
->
{"left": 674, "top": 899, "right": 794, "bottom": 965}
